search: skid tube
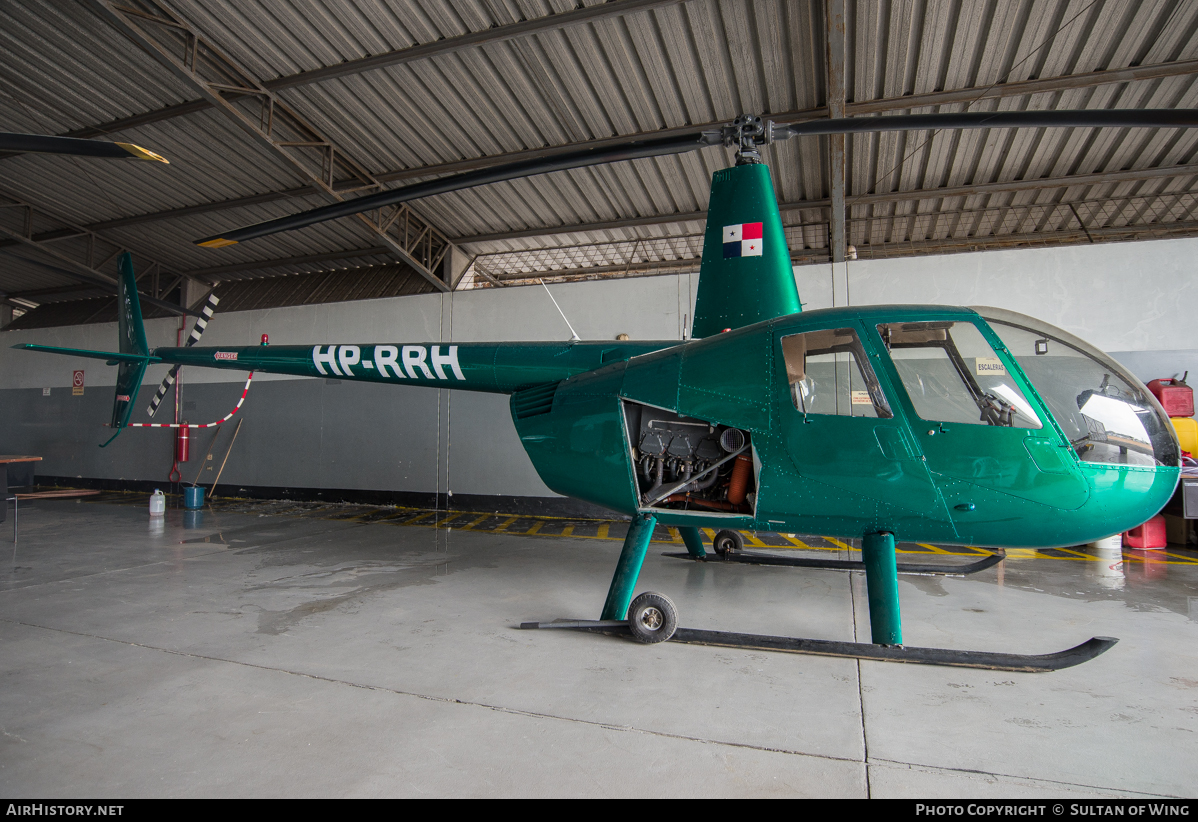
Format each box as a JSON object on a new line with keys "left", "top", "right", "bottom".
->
{"left": 662, "top": 549, "right": 1004, "bottom": 576}
{"left": 517, "top": 620, "right": 1118, "bottom": 673}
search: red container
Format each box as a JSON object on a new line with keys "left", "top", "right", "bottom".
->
{"left": 1123, "top": 514, "right": 1167, "bottom": 550}
{"left": 1147, "top": 377, "right": 1193, "bottom": 417}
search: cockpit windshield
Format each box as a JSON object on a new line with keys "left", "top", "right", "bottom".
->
{"left": 974, "top": 307, "right": 1180, "bottom": 468}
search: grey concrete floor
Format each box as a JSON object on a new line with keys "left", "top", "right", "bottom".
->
{"left": 1, "top": 499, "right": 1196, "bottom": 798}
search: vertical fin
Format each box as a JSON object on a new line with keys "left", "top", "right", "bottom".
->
{"left": 691, "top": 164, "right": 801, "bottom": 338}
{"left": 107, "top": 252, "right": 149, "bottom": 439}
{"left": 117, "top": 252, "right": 148, "bottom": 356}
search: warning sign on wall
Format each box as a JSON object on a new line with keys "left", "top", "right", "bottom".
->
{"left": 72, "top": 370, "right": 84, "bottom": 396}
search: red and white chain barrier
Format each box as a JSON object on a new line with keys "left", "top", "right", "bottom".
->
{"left": 130, "top": 372, "right": 253, "bottom": 429}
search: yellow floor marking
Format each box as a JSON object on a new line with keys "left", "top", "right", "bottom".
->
{"left": 1055, "top": 547, "right": 1095, "bottom": 559}
{"left": 494, "top": 515, "right": 518, "bottom": 533}
{"left": 458, "top": 513, "right": 490, "bottom": 530}
{"left": 64, "top": 491, "right": 1198, "bottom": 565}
{"left": 666, "top": 527, "right": 684, "bottom": 543}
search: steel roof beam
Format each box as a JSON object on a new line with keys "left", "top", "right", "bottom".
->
{"left": 92, "top": 0, "right": 453, "bottom": 292}
{"left": 825, "top": 0, "right": 847, "bottom": 266}
{"left": 476, "top": 218, "right": 1198, "bottom": 283}
{"left": 56, "top": 0, "right": 684, "bottom": 141}
{"left": 0, "top": 191, "right": 202, "bottom": 315}
{"left": 0, "top": 245, "right": 198, "bottom": 317}
{"left": 848, "top": 59, "right": 1198, "bottom": 116}
{"left": 182, "top": 246, "right": 392, "bottom": 279}
{"left": 7, "top": 283, "right": 109, "bottom": 300}
{"left": 851, "top": 222, "right": 1198, "bottom": 257}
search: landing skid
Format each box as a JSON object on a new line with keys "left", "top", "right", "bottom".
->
{"left": 663, "top": 549, "right": 1004, "bottom": 576}
{"left": 518, "top": 620, "right": 1117, "bottom": 672}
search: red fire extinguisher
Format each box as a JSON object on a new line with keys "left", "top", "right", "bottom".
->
{"left": 176, "top": 423, "right": 190, "bottom": 463}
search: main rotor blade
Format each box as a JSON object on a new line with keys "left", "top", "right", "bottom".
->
{"left": 0, "top": 133, "right": 169, "bottom": 163}
{"left": 195, "top": 108, "right": 1198, "bottom": 248}
{"left": 195, "top": 131, "right": 718, "bottom": 247}
{"left": 781, "top": 108, "right": 1198, "bottom": 138}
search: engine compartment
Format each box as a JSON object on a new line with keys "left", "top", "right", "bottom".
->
{"left": 623, "top": 400, "right": 756, "bottom": 514}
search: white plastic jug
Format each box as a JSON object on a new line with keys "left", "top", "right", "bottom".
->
{"left": 149, "top": 489, "right": 166, "bottom": 516}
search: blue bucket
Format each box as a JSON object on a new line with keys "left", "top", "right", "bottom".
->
{"left": 184, "top": 485, "right": 204, "bottom": 509}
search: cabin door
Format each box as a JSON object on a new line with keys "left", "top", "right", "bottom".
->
{"left": 873, "top": 318, "right": 1089, "bottom": 512}
{"left": 775, "top": 322, "right": 954, "bottom": 530}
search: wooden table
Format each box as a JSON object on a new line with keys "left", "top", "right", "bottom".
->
{"left": 0, "top": 455, "right": 41, "bottom": 490}
{"left": 1, "top": 456, "right": 42, "bottom": 526}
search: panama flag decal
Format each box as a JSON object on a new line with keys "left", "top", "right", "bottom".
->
{"left": 722, "top": 222, "right": 763, "bottom": 258}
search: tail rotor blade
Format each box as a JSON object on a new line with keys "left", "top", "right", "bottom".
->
{"left": 146, "top": 365, "right": 181, "bottom": 419}
{"left": 186, "top": 292, "right": 219, "bottom": 346}
{"left": 146, "top": 292, "right": 220, "bottom": 418}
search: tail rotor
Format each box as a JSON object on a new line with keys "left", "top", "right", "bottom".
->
{"left": 146, "top": 292, "right": 220, "bottom": 418}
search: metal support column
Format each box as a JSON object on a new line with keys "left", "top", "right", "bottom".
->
{"left": 862, "top": 531, "right": 902, "bottom": 645}
{"left": 825, "top": 0, "right": 847, "bottom": 269}
{"left": 678, "top": 525, "right": 706, "bottom": 559}
{"left": 600, "top": 513, "right": 658, "bottom": 620}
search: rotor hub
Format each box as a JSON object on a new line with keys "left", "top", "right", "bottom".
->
{"left": 705, "top": 114, "right": 790, "bottom": 165}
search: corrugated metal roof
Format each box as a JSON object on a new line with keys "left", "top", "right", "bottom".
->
{"left": 2, "top": 0, "right": 1198, "bottom": 303}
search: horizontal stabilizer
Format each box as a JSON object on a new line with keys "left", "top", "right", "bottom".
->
{"left": 12, "top": 343, "right": 160, "bottom": 364}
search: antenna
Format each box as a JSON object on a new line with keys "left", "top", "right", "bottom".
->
{"left": 538, "top": 279, "right": 580, "bottom": 342}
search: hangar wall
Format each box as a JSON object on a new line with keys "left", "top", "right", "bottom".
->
{"left": 1, "top": 236, "right": 1194, "bottom": 510}
{"left": 0, "top": 273, "right": 697, "bottom": 511}
{"left": 796, "top": 236, "right": 1198, "bottom": 380}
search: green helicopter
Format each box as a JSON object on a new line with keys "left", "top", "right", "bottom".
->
{"left": 16, "top": 110, "right": 1188, "bottom": 671}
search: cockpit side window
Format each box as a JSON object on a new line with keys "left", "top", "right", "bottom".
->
{"left": 780, "top": 327, "right": 892, "bottom": 418}
{"left": 877, "top": 321, "right": 1042, "bottom": 429}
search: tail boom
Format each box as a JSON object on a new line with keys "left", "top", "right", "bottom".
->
{"left": 155, "top": 340, "right": 674, "bottom": 393}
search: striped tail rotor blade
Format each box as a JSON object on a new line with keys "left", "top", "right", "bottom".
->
{"left": 146, "top": 365, "right": 180, "bottom": 417}
{"left": 146, "top": 292, "right": 219, "bottom": 418}
{"left": 186, "top": 293, "right": 219, "bottom": 346}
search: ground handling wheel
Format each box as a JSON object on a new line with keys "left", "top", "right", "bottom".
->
{"left": 627, "top": 592, "right": 678, "bottom": 644}
{"left": 712, "top": 529, "right": 744, "bottom": 557}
